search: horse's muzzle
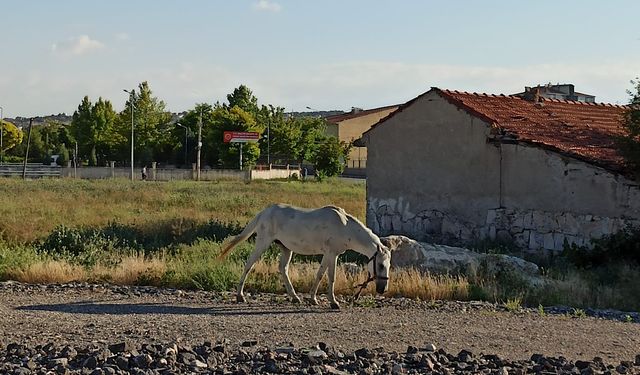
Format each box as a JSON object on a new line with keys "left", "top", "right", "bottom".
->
{"left": 375, "top": 278, "right": 388, "bottom": 294}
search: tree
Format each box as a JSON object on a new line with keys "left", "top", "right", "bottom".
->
{"left": 226, "top": 85, "right": 259, "bottom": 115}
{"left": 313, "top": 137, "right": 352, "bottom": 179}
{"left": 91, "top": 98, "right": 117, "bottom": 166}
{"left": 617, "top": 78, "right": 640, "bottom": 177}
{"left": 11, "top": 126, "right": 47, "bottom": 163}
{"left": 70, "top": 96, "right": 94, "bottom": 165}
{"left": 268, "top": 115, "right": 327, "bottom": 165}
{"left": 176, "top": 103, "right": 214, "bottom": 167}
{"left": 0, "top": 120, "right": 23, "bottom": 153}
{"left": 56, "top": 143, "right": 69, "bottom": 166}
{"left": 115, "top": 81, "right": 171, "bottom": 165}
{"left": 295, "top": 116, "right": 327, "bottom": 164}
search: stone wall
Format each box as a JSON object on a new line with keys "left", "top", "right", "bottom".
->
{"left": 368, "top": 201, "right": 638, "bottom": 252}
{"left": 487, "top": 208, "right": 636, "bottom": 251}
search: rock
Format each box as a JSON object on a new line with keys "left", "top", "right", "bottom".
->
{"left": 48, "top": 358, "right": 68, "bottom": 368}
{"left": 381, "top": 235, "right": 542, "bottom": 284}
{"left": 132, "top": 354, "right": 153, "bottom": 369}
{"left": 115, "top": 355, "right": 129, "bottom": 371}
{"left": 423, "top": 343, "right": 437, "bottom": 352}
{"left": 82, "top": 355, "right": 98, "bottom": 369}
{"left": 108, "top": 342, "right": 133, "bottom": 354}
{"left": 0, "top": 339, "right": 635, "bottom": 375}
{"left": 241, "top": 340, "right": 257, "bottom": 347}
{"left": 191, "top": 359, "right": 208, "bottom": 369}
{"left": 60, "top": 346, "right": 77, "bottom": 359}
{"left": 307, "top": 350, "right": 328, "bottom": 359}
{"left": 457, "top": 349, "right": 474, "bottom": 362}
{"left": 354, "top": 348, "right": 375, "bottom": 359}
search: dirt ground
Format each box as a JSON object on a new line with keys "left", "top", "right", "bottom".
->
{"left": 1, "top": 284, "right": 638, "bottom": 364}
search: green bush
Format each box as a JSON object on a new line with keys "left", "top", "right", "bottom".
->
{"left": 0, "top": 241, "right": 41, "bottom": 279}
{"left": 563, "top": 225, "right": 640, "bottom": 268}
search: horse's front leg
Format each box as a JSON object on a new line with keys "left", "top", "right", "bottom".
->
{"left": 278, "top": 247, "right": 301, "bottom": 303}
{"left": 309, "top": 255, "right": 330, "bottom": 305}
{"left": 237, "top": 236, "right": 271, "bottom": 303}
{"left": 326, "top": 254, "right": 340, "bottom": 309}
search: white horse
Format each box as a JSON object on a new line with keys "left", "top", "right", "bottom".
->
{"left": 218, "top": 203, "right": 391, "bottom": 309}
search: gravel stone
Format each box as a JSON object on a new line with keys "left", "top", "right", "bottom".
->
{"left": 1, "top": 281, "right": 640, "bottom": 374}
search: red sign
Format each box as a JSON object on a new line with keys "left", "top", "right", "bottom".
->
{"left": 223, "top": 131, "right": 260, "bottom": 143}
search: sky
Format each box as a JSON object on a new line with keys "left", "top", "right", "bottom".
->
{"left": 1, "top": 0, "right": 639, "bottom": 117}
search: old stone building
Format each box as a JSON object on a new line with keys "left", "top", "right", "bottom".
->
{"left": 361, "top": 87, "right": 636, "bottom": 252}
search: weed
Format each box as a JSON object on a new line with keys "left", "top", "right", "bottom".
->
{"left": 537, "top": 304, "right": 546, "bottom": 317}
{"left": 572, "top": 308, "right": 587, "bottom": 318}
{"left": 354, "top": 296, "right": 377, "bottom": 308}
{"left": 624, "top": 315, "right": 634, "bottom": 323}
{"left": 503, "top": 298, "right": 522, "bottom": 312}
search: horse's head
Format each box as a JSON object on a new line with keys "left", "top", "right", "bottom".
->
{"left": 368, "top": 244, "right": 391, "bottom": 294}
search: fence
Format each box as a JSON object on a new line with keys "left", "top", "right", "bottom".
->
{"left": 59, "top": 163, "right": 301, "bottom": 181}
{"left": 0, "top": 163, "right": 62, "bottom": 178}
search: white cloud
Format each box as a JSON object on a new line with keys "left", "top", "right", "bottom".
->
{"left": 51, "top": 35, "right": 104, "bottom": 57}
{"left": 252, "top": 0, "right": 281, "bottom": 12}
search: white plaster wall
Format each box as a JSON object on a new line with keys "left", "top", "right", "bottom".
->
{"left": 364, "top": 91, "right": 501, "bottom": 243}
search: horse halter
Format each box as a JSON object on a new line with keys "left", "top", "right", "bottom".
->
{"left": 353, "top": 250, "right": 389, "bottom": 301}
{"left": 367, "top": 251, "right": 390, "bottom": 282}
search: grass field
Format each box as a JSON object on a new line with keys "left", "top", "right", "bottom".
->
{"left": 0, "top": 177, "right": 638, "bottom": 312}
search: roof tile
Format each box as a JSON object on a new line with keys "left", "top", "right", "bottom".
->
{"left": 438, "top": 89, "right": 628, "bottom": 174}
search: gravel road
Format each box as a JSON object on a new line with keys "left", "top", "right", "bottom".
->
{"left": 1, "top": 282, "right": 639, "bottom": 365}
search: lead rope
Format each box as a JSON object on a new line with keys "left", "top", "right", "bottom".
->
{"left": 351, "top": 253, "right": 377, "bottom": 303}
{"left": 352, "top": 274, "right": 375, "bottom": 301}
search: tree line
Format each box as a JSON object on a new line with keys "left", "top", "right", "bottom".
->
{"left": 0, "top": 82, "right": 351, "bottom": 178}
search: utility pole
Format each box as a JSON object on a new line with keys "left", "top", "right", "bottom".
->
{"left": 123, "top": 89, "right": 135, "bottom": 181}
{"left": 22, "top": 118, "right": 33, "bottom": 180}
{"left": 0, "top": 106, "right": 3, "bottom": 165}
{"left": 196, "top": 108, "right": 202, "bottom": 181}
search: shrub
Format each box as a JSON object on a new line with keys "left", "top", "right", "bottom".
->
{"left": 562, "top": 225, "right": 640, "bottom": 268}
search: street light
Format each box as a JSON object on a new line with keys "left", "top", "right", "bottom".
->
{"left": 123, "top": 89, "right": 135, "bottom": 181}
{"left": 176, "top": 122, "right": 188, "bottom": 166}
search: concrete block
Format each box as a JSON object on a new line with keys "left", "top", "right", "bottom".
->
{"left": 543, "top": 232, "right": 555, "bottom": 250}
{"left": 485, "top": 209, "right": 497, "bottom": 225}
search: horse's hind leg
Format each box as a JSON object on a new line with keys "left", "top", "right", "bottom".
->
{"left": 309, "top": 255, "right": 330, "bottom": 305}
{"left": 236, "top": 234, "right": 272, "bottom": 303}
{"left": 326, "top": 254, "right": 340, "bottom": 309}
{"left": 277, "top": 246, "right": 301, "bottom": 303}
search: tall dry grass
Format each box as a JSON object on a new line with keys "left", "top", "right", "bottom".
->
{"left": 4, "top": 255, "right": 472, "bottom": 302}
{"left": 6, "top": 255, "right": 166, "bottom": 286}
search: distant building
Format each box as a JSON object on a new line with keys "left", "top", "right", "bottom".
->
{"left": 514, "top": 83, "right": 595, "bottom": 103}
{"left": 325, "top": 105, "right": 399, "bottom": 169}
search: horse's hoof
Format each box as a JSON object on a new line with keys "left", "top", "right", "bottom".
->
{"left": 237, "top": 294, "right": 246, "bottom": 303}
{"left": 292, "top": 297, "right": 302, "bottom": 304}
{"left": 330, "top": 302, "right": 341, "bottom": 310}
{"left": 307, "top": 297, "right": 319, "bottom": 306}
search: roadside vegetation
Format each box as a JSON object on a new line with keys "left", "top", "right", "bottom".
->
{"left": 0, "top": 178, "right": 638, "bottom": 313}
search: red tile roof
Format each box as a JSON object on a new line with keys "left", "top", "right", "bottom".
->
{"left": 367, "top": 88, "right": 630, "bottom": 175}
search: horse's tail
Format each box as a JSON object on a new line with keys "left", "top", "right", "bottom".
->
{"left": 217, "top": 210, "right": 263, "bottom": 260}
